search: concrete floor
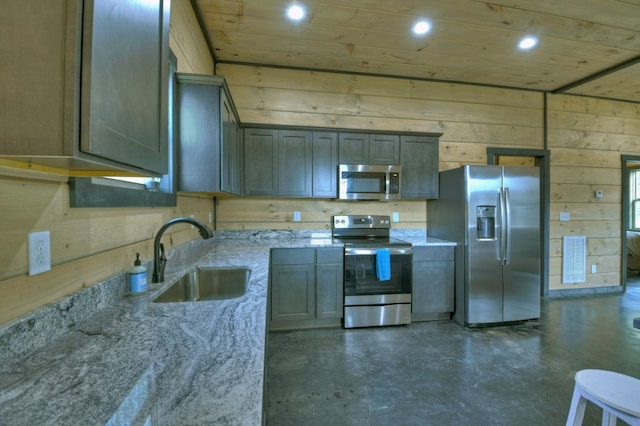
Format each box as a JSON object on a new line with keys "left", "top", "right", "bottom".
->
{"left": 266, "top": 281, "right": 640, "bottom": 426}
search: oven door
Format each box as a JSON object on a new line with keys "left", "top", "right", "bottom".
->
{"left": 344, "top": 246, "right": 412, "bottom": 301}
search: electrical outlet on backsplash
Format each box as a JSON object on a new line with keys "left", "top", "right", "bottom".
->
{"left": 0, "top": 238, "right": 212, "bottom": 364}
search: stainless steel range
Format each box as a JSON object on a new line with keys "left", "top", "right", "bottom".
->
{"left": 332, "top": 215, "right": 412, "bottom": 328}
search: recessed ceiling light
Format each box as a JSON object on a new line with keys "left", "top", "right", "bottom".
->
{"left": 286, "top": 4, "right": 305, "bottom": 21}
{"left": 413, "top": 20, "right": 432, "bottom": 35}
{"left": 518, "top": 36, "right": 538, "bottom": 50}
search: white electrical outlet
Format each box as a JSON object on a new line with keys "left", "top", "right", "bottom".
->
{"left": 591, "top": 264, "right": 597, "bottom": 274}
{"left": 392, "top": 212, "right": 400, "bottom": 222}
{"left": 559, "top": 212, "right": 570, "bottom": 221}
{"left": 28, "top": 231, "right": 51, "bottom": 276}
{"left": 293, "top": 211, "right": 301, "bottom": 222}
{"left": 208, "top": 211, "right": 213, "bottom": 223}
{"left": 190, "top": 214, "right": 195, "bottom": 229}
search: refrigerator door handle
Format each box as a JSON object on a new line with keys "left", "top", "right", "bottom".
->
{"left": 498, "top": 189, "right": 505, "bottom": 263}
{"left": 503, "top": 187, "right": 512, "bottom": 265}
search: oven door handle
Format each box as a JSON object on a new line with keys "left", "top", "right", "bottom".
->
{"left": 344, "top": 247, "right": 412, "bottom": 256}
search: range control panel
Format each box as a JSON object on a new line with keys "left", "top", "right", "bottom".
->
{"left": 332, "top": 215, "right": 391, "bottom": 229}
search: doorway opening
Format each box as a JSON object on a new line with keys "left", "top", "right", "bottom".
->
{"left": 487, "top": 148, "right": 550, "bottom": 296}
{"left": 621, "top": 156, "right": 640, "bottom": 290}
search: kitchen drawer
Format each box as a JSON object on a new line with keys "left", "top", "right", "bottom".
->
{"left": 316, "top": 247, "right": 343, "bottom": 264}
{"left": 271, "top": 248, "right": 316, "bottom": 265}
{"left": 413, "top": 246, "right": 454, "bottom": 262}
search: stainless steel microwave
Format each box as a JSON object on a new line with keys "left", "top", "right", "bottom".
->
{"left": 338, "top": 164, "right": 401, "bottom": 200}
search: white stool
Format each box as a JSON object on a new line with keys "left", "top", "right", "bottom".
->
{"left": 566, "top": 369, "right": 640, "bottom": 426}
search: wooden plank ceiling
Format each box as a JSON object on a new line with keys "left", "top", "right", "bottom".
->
{"left": 193, "top": 0, "right": 640, "bottom": 103}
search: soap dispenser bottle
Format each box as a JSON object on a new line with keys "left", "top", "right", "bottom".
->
{"left": 128, "top": 253, "right": 147, "bottom": 294}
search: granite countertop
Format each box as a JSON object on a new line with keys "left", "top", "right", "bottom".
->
{"left": 0, "top": 229, "right": 453, "bottom": 425}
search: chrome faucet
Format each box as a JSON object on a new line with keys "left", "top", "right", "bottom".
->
{"left": 153, "top": 217, "right": 214, "bottom": 283}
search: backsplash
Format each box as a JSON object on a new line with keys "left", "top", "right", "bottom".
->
{"left": 0, "top": 238, "right": 211, "bottom": 364}
{"left": 0, "top": 270, "right": 129, "bottom": 364}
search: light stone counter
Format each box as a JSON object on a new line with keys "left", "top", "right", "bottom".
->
{"left": 0, "top": 234, "right": 338, "bottom": 426}
{"left": 400, "top": 236, "right": 457, "bottom": 247}
{"left": 0, "top": 229, "right": 453, "bottom": 425}
{"left": 391, "top": 229, "right": 457, "bottom": 247}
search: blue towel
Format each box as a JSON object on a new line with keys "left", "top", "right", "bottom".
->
{"left": 376, "top": 248, "right": 391, "bottom": 281}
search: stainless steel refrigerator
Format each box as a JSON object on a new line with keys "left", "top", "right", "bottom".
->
{"left": 428, "top": 165, "right": 541, "bottom": 326}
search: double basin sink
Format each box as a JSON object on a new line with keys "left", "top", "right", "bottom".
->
{"left": 153, "top": 267, "right": 251, "bottom": 303}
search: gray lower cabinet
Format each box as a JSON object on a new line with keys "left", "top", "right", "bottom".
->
{"left": 270, "top": 247, "right": 343, "bottom": 330}
{"left": 401, "top": 135, "right": 439, "bottom": 199}
{"left": 244, "top": 128, "right": 312, "bottom": 196}
{"left": 316, "top": 248, "right": 344, "bottom": 318}
{"left": 412, "top": 246, "right": 455, "bottom": 321}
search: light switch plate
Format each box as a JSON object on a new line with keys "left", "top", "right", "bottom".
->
{"left": 392, "top": 212, "right": 400, "bottom": 222}
{"left": 293, "top": 211, "right": 301, "bottom": 222}
{"left": 28, "top": 231, "right": 51, "bottom": 276}
{"left": 559, "top": 212, "right": 570, "bottom": 221}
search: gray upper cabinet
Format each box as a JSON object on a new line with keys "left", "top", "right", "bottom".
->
{"left": 243, "top": 126, "right": 439, "bottom": 199}
{"left": 400, "top": 135, "right": 440, "bottom": 199}
{"left": 1, "top": 0, "right": 170, "bottom": 175}
{"left": 245, "top": 128, "right": 312, "bottom": 197}
{"left": 338, "top": 133, "right": 400, "bottom": 165}
{"left": 370, "top": 134, "right": 401, "bottom": 165}
{"left": 221, "top": 90, "right": 242, "bottom": 194}
{"left": 312, "top": 132, "right": 338, "bottom": 198}
{"left": 278, "top": 130, "right": 313, "bottom": 196}
{"left": 177, "top": 74, "right": 242, "bottom": 195}
{"left": 244, "top": 128, "right": 278, "bottom": 195}
{"left": 338, "top": 133, "right": 368, "bottom": 164}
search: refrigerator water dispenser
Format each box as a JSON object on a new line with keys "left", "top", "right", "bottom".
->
{"left": 476, "top": 205, "right": 496, "bottom": 240}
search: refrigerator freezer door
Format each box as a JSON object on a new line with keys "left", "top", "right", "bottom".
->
{"left": 502, "top": 166, "right": 541, "bottom": 322}
{"left": 465, "top": 166, "right": 504, "bottom": 324}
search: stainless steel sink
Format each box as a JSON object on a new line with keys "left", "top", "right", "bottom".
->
{"left": 152, "top": 267, "right": 251, "bottom": 303}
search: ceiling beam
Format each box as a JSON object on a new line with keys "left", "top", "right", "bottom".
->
{"left": 552, "top": 55, "right": 640, "bottom": 94}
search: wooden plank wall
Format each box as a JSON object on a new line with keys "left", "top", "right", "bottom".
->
{"left": 547, "top": 94, "right": 640, "bottom": 291}
{"left": 219, "top": 63, "right": 640, "bottom": 291}
{"left": 214, "top": 197, "right": 427, "bottom": 230}
{"left": 0, "top": 0, "right": 214, "bottom": 326}
{"left": 217, "top": 63, "right": 544, "bottom": 230}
